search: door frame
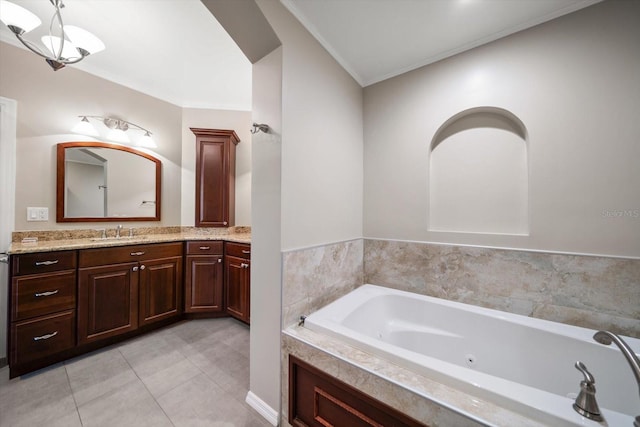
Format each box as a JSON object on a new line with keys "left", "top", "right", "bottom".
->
{"left": 0, "top": 96, "right": 17, "bottom": 364}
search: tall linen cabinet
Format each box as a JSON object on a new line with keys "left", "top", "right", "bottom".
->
{"left": 191, "top": 128, "right": 240, "bottom": 227}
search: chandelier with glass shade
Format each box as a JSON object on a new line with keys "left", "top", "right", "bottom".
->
{"left": 0, "top": 0, "right": 104, "bottom": 70}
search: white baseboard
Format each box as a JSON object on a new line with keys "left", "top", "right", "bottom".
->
{"left": 245, "top": 390, "right": 279, "bottom": 426}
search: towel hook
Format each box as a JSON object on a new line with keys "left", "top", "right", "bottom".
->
{"left": 251, "top": 123, "right": 270, "bottom": 134}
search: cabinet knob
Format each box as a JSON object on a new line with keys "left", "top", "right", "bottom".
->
{"left": 132, "top": 266, "right": 139, "bottom": 272}
{"left": 223, "top": 222, "right": 228, "bottom": 226}
{"left": 218, "top": 258, "right": 222, "bottom": 263}
{"left": 240, "top": 263, "right": 249, "bottom": 268}
{"left": 140, "top": 264, "right": 146, "bottom": 270}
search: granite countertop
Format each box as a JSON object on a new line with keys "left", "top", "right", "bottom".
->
{"left": 8, "top": 226, "right": 251, "bottom": 254}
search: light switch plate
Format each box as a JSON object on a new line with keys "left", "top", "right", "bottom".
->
{"left": 27, "top": 207, "right": 49, "bottom": 221}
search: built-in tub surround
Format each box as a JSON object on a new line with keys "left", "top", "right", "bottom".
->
{"left": 302, "top": 285, "right": 638, "bottom": 426}
{"left": 281, "top": 238, "right": 639, "bottom": 426}
{"left": 282, "top": 239, "right": 363, "bottom": 328}
{"left": 282, "top": 327, "right": 546, "bottom": 427}
{"left": 365, "top": 239, "right": 640, "bottom": 339}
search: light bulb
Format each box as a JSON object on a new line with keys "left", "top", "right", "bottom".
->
{"left": 64, "top": 25, "right": 105, "bottom": 55}
{"left": 137, "top": 132, "right": 157, "bottom": 148}
{"left": 41, "top": 35, "right": 81, "bottom": 60}
{"left": 71, "top": 117, "right": 99, "bottom": 136}
{"left": 0, "top": 0, "right": 41, "bottom": 34}
{"left": 107, "top": 128, "right": 130, "bottom": 143}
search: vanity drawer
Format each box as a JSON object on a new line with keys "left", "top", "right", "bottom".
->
{"left": 79, "top": 242, "right": 183, "bottom": 267}
{"left": 10, "top": 310, "right": 76, "bottom": 366}
{"left": 11, "top": 271, "right": 76, "bottom": 321}
{"left": 12, "top": 250, "right": 77, "bottom": 276}
{"left": 186, "top": 241, "right": 223, "bottom": 255}
{"left": 225, "top": 242, "right": 251, "bottom": 259}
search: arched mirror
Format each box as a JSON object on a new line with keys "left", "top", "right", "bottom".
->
{"left": 56, "top": 141, "right": 161, "bottom": 222}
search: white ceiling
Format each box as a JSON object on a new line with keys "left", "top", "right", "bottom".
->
{"left": 0, "top": 0, "right": 253, "bottom": 110}
{"left": 0, "top": 0, "right": 602, "bottom": 109}
{"left": 281, "top": 0, "right": 603, "bottom": 86}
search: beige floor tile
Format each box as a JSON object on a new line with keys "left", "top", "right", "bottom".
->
{"left": 157, "top": 374, "right": 270, "bottom": 427}
{"left": 142, "top": 357, "right": 202, "bottom": 398}
{"left": 77, "top": 378, "right": 172, "bottom": 427}
{"left": 0, "top": 364, "right": 78, "bottom": 427}
{"left": 0, "top": 318, "right": 265, "bottom": 427}
{"left": 65, "top": 347, "right": 138, "bottom": 406}
{"left": 118, "top": 332, "right": 188, "bottom": 379}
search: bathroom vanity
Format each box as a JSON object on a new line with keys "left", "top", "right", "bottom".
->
{"left": 77, "top": 242, "right": 183, "bottom": 344}
{"left": 7, "top": 232, "right": 250, "bottom": 378}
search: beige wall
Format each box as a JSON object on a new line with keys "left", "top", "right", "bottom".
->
{"left": 0, "top": 42, "right": 252, "bottom": 231}
{"left": 257, "top": 0, "right": 363, "bottom": 251}
{"left": 363, "top": 0, "right": 640, "bottom": 258}
{"left": 249, "top": 46, "right": 283, "bottom": 423}
{"left": 0, "top": 42, "right": 183, "bottom": 230}
{"left": 181, "top": 108, "right": 252, "bottom": 226}
{"left": 245, "top": 0, "right": 364, "bottom": 419}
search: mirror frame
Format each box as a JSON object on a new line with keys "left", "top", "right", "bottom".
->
{"left": 56, "top": 141, "right": 162, "bottom": 222}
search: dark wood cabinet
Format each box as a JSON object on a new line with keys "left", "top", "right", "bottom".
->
{"left": 224, "top": 242, "right": 250, "bottom": 324}
{"left": 191, "top": 128, "right": 240, "bottom": 227}
{"left": 78, "top": 262, "right": 138, "bottom": 344}
{"left": 77, "top": 243, "right": 183, "bottom": 344}
{"left": 139, "top": 256, "right": 182, "bottom": 325}
{"left": 185, "top": 241, "right": 224, "bottom": 313}
{"left": 8, "top": 250, "right": 77, "bottom": 374}
{"left": 6, "top": 236, "right": 253, "bottom": 378}
{"left": 289, "top": 356, "right": 427, "bottom": 427}
{"left": 11, "top": 310, "right": 76, "bottom": 367}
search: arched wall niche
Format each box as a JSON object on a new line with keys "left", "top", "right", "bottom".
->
{"left": 428, "top": 106, "right": 530, "bottom": 235}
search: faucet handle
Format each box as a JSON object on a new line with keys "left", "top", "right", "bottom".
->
{"left": 575, "top": 361, "right": 595, "bottom": 384}
{"left": 573, "top": 361, "right": 603, "bottom": 421}
{"left": 95, "top": 228, "right": 107, "bottom": 239}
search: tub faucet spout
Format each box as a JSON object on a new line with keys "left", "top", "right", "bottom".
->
{"left": 593, "top": 330, "right": 640, "bottom": 427}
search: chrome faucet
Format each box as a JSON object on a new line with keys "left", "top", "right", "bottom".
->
{"left": 115, "top": 224, "right": 123, "bottom": 238}
{"left": 593, "top": 330, "right": 640, "bottom": 427}
{"left": 573, "top": 361, "right": 603, "bottom": 421}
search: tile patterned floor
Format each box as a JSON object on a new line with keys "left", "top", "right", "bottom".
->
{"left": 0, "top": 318, "right": 272, "bottom": 427}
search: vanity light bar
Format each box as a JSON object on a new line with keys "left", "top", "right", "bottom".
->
{"left": 71, "top": 115, "right": 157, "bottom": 148}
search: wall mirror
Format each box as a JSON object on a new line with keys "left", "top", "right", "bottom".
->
{"left": 56, "top": 141, "right": 161, "bottom": 222}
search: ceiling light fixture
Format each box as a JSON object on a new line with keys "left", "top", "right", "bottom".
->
{"left": 0, "top": 0, "right": 105, "bottom": 71}
{"left": 72, "top": 116, "right": 157, "bottom": 148}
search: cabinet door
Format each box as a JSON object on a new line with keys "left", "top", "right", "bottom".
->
{"left": 139, "top": 256, "right": 183, "bottom": 326}
{"left": 196, "top": 139, "right": 229, "bottom": 227}
{"left": 193, "top": 129, "right": 239, "bottom": 227}
{"left": 225, "top": 255, "right": 250, "bottom": 323}
{"left": 289, "top": 356, "right": 426, "bottom": 427}
{"left": 78, "top": 262, "right": 138, "bottom": 344}
{"left": 185, "top": 255, "right": 224, "bottom": 313}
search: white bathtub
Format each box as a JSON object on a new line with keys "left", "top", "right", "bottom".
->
{"left": 303, "top": 284, "right": 639, "bottom": 426}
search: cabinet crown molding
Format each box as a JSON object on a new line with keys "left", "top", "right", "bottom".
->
{"left": 190, "top": 128, "right": 240, "bottom": 144}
